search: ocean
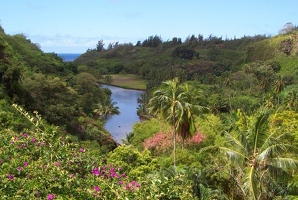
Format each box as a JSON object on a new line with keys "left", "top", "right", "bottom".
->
{"left": 57, "top": 53, "right": 82, "bottom": 62}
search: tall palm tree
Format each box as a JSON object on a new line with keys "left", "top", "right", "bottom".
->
{"left": 148, "top": 77, "right": 205, "bottom": 165}
{"left": 273, "top": 75, "right": 285, "bottom": 105}
{"left": 202, "top": 109, "right": 298, "bottom": 199}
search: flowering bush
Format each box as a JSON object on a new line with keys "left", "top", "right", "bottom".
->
{"left": 143, "top": 131, "right": 205, "bottom": 154}
{"left": 0, "top": 105, "right": 141, "bottom": 199}
{"left": 0, "top": 104, "right": 195, "bottom": 199}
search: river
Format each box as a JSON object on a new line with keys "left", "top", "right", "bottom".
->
{"left": 100, "top": 84, "right": 145, "bottom": 144}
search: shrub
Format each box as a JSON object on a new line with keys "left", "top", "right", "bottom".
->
{"left": 172, "top": 46, "right": 195, "bottom": 60}
{"left": 143, "top": 131, "right": 205, "bottom": 155}
{"left": 0, "top": 104, "right": 196, "bottom": 199}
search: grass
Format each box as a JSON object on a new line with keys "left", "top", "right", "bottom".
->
{"left": 104, "top": 74, "right": 147, "bottom": 90}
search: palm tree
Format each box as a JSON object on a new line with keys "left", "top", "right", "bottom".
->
{"left": 93, "top": 97, "right": 120, "bottom": 120}
{"left": 202, "top": 109, "right": 298, "bottom": 199}
{"left": 273, "top": 75, "right": 285, "bottom": 105}
{"left": 137, "top": 93, "right": 149, "bottom": 117}
{"left": 285, "top": 90, "right": 298, "bottom": 111}
{"left": 148, "top": 77, "right": 205, "bottom": 165}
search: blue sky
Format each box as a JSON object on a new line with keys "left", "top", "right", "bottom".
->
{"left": 1, "top": 0, "right": 297, "bottom": 53}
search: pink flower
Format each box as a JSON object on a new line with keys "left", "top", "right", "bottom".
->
{"left": 35, "top": 191, "right": 40, "bottom": 198}
{"left": 189, "top": 132, "right": 205, "bottom": 144}
{"left": 92, "top": 167, "right": 100, "bottom": 176}
{"left": 79, "top": 148, "right": 84, "bottom": 153}
{"left": 132, "top": 180, "right": 140, "bottom": 188}
{"left": 24, "top": 162, "right": 28, "bottom": 167}
{"left": 17, "top": 166, "right": 22, "bottom": 171}
{"left": 55, "top": 162, "right": 59, "bottom": 167}
{"left": 94, "top": 185, "right": 101, "bottom": 192}
{"left": 8, "top": 174, "right": 14, "bottom": 180}
{"left": 132, "top": 181, "right": 137, "bottom": 186}
{"left": 47, "top": 193, "right": 55, "bottom": 200}
{"left": 143, "top": 131, "right": 205, "bottom": 152}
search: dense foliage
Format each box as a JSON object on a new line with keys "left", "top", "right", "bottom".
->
{"left": 0, "top": 28, "right": 119, "bottom": 150}
{"left": 1, "top": 23, "right": 298, "bottom": 199}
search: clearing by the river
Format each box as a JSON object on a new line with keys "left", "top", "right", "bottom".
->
{"left": 104, "top": 74, "right": 147, "bottom": 90}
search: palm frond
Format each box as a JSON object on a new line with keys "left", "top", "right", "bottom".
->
{"left": 199, "top": 145, "right": 220, "bottom": 154}
{"left": 270, "top": 157, "right": 298, "bottom": 171}
{"left": 219, "top": 146, "right": 247, "bottom": 164}
{"left": 243, "top": 166, "right": 258, "bottom": 200}
{"left": 252, "top": 111, "right": 269, "bottom": 152}
{"left": 259, "top": 130, "right": 279, "bottom": 151}
{"left": 266, "top": 164, "right": 292, "bottom": 183}
{"left": 258, "top": 142, "right": 297, "bottom": 162}
{"left": 224, "top": 132, "right": 248, "bottom": 155}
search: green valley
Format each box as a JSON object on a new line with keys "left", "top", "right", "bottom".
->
{"left": 1, "top": 22, "right": 298, "bottom": 199}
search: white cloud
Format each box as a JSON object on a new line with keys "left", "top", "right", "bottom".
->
{"left": 27, "top": 34, "right": 140, "bottom": 53}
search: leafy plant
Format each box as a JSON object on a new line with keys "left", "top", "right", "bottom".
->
{"left": 201, "top": 109, "right": 298, "bottom": 199}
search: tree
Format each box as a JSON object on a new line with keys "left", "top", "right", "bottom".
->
{"left": 203, "top": 109, "right": 298, "bottom": 199}
{"left": 93, "top": 97, "right": 120, "bottom": 120}
{"left": 172, "top": 46, "right": 195, "bottom": 60}
{"left": 257, "top": 65, "right": 275, "bottom": 93}
{"left": 285, "top": 90, "right": 298, "bottom": 111}
{"left": 104, "top": 75, "right": 113, "bottom": 84}
{"left": 142, "top": 35, "right": 162, "bottom": 47}
{"left": 272, "top": 75, "right": 285, "bottom": 105}
{"left": 148, "top": 77, "right": 205, "bottom": 165}
{"left": 0, "top": 37, "right": 22, "bottom": 99}
{"left": 22, "top": 73, "right": 79, "bottom": 126}
{"left": 96, "top": 40, "right": 105, "bottom": 51}
{"left": 137, "top": 93, "right": 149, "bottom": 116}
{"left": 279, "top": 22, "right": 295, "bottom": 34}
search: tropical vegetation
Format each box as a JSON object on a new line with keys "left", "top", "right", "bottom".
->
{"left": 1, "top": 22, "right": 298, "bottom": 199}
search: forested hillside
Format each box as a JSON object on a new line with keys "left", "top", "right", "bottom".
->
{"left": 1, "top": 22, "right": 298, "bottom": 199}
{"left": 75, "top": 29, "right": 298, "bottom": 89}
{"left": 0, "top": 26, "right": 119, "bottom": 150}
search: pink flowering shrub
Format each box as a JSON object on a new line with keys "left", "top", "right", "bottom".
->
{"left": 143, "top": 131, "right": 205, "bottom": 154}
{"left": 188, "top": 132, "right": 205, "bottom": 145}
{"left": 143, "top": 132, "right": 173, "bottom": 153}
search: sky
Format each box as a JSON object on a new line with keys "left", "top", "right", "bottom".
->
{"left": 0, "top": 0, "right": 297, "bottom": 53}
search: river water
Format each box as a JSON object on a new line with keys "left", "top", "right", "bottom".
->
{"left": 101, "top": 84, "right": 145, "bottom": 144}
{"left": 57, "top": 54, "right": 144, "bottom": 144}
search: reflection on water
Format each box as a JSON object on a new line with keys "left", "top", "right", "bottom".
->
{"left": 101, "top": 84, "right": 145, "bottom": 144}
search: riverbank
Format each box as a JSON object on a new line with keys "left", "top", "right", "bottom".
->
{"left": 100, "top": 74, "right": 147, "bottom": 90}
